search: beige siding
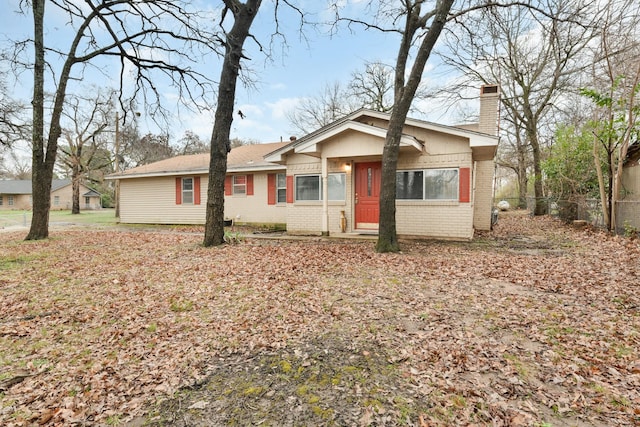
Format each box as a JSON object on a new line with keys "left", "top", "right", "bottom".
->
{"left": 119, "top": 172, "right": 286, "bottom": 225}
{"left": 226, "top": 173, "right": 287, "bottom": 224}
{"left": 473, "top": 160, "right": 495, "bottom": 231}
{"left": 120, "top": 176, "right": 205, "bottom": 224}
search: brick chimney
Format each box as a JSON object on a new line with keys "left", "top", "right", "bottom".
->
{"left": 479, "top": 84, "right": 500, "bottom": 136}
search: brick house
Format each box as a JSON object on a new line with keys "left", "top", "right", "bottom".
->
{"left": 108, "top": 86, "right": 500, "bottom": 239}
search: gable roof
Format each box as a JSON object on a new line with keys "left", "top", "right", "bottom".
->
{"left": 0, "top": 179, "right": 71, "bottom": 195}
{"left": 108, "top": 142, "right": 289, "bottom": 180}
{"left": 264, "top": 108, "right": 499, "bottom": 162}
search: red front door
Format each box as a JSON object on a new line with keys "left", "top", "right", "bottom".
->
{"left": 354, "top": 162, "right": 382, "bottom": 229}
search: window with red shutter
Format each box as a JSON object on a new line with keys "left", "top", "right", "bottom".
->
{"left": 246, "top": 174, "right": 254, "bottom": 196}
{"left": 267, "top": 174, "right": 276, "bottom": 205}
{"left": 459, "top": 167, "right": 471, "bottom": 203}
{"left": 224, "top": 176, "right": 232, "bottom": 196}
{"left": 194, "top": 176, "right": 201, "bottom": 205}
{"left": 286, "top": 175, "right": 293, "bottom": 203}
{"left": 175, "top": 177, "right": 182, "bottom": 204}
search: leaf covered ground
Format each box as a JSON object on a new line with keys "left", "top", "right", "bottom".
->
{"left": 0, "top": 212, "right": 639, "bottom": 426}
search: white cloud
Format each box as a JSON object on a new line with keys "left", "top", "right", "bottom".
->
{"left": 265, "top": 97, "right": 303, "bottom": 120}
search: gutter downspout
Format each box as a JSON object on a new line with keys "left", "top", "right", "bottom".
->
{"left": 321, "top": 156, "right": 329, "bottom": 236}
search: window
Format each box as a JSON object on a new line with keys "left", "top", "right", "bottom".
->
{"left": 176, "top": 177, "right": 200, "bottom": 205}
{"left": 85, "top": 196, "right": 91, "bottom": 206}
{"left": 425, "top": 169, "right": 458, "bottom": 200}
{"left": 276, "top": 173, "right": 287, "bottom": 203}
{"left": 295, "top": 173, "right": 346, "bottom": 202}
{"left": 396, "top": 171, "right": 424, "bottom": 200}
{"left": 0, "top": 196, "right": 3, "bottom": 206}
{"left": 396, "top": 168, "right": 459, "bottom": 200}
{"left": 233, "top": 175, "right": 246, "bottom": 195}
{"left": 182, "top": 178, "right": 194, "bottom": 204}
{"left": 328, "top": 173, "right": 346, "bottom": 201}
{"left": 296, "top": 175, "right": 320, "bottom": 201}
{"left": 9, "top": 196, "right": 14, "bottom": 206}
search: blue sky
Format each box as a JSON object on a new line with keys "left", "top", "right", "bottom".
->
{"left": 0, "top": 1, "right": 468, "bottom": 148}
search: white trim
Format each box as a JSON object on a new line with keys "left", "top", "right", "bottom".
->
{"left": 107, "top": 165, "right": 286, "bottom": 180}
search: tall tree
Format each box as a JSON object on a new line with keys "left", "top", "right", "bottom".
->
{"left": 204, "top": 0, "right": 263, "bottom": 247}
{"left": 124, "top": 133, "right": 174, "bottom": 167}
{"left": 582, "top": 0, "right": 640, "bottom": 231}
{"left": 11, "top": 0, "right": 215, "bottom": 240}
{"left": 333, "top": 0, "right": 454, "bottom": 252}
{"left": 177, "top": 130, "right": 210, "bottom": 155}
{"left": 57, "top": 89, "right": 113, "bottom": 214}
{"left": 287, "top": 60, "right": 429, "bottom": 135}
{"left": 439, "top": 0, "right": 598, "bottom": 215}
{"left": 287, "top": 81, "right": 357, "bottom": 135}
{"left": 349, "top": 61, "right": 396, "bottom": 113}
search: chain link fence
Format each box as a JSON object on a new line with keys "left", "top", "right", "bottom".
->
{"left": 494, "top": 196, "right": 640, "bottom": 234}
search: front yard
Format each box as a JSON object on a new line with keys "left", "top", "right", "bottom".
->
{"left": 0, "top": 213, "right": 638, "bottom": 426}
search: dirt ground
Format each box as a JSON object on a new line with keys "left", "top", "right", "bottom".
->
{"left": 0, "top": 211, "right": 638, "bottom": 426}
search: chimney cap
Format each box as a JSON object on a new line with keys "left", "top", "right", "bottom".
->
{"left": 481, "top": 84, "right": 499, "bottom": 95}
{"left": 289, "top": 136, "right": 297, "bottom": 141}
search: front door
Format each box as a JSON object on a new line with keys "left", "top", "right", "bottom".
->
{"left": 354, "top": 162, "right": 382, "bottom": 230}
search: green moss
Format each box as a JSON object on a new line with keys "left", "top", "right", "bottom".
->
{"left": 243, "top": 385, "right": 266, "bottom": 396}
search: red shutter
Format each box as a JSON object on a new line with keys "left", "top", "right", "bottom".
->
{"left": 224, "top": 176, "right": 232, "bottom": 196}
{"left": 286, "top": 175, "right": 294, "bottom": 203}
{"left": 246, "top": 174, "right": 254, "bottom": 196}
{"left": 194, "top": 176, "right": 201, "bottom": 205}
{"left": 459, "top": 167, "right": 471, "bottom": 203}
{"left": 175, "top": 177, "right": 182, "bottom": 205}
{"left": 267, "top": 173, "right": 276, "bottom": 205}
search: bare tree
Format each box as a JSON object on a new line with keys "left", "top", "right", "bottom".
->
{"left": 57, "top": 89, "right": 113, "bottom": 214}
{"left": 124, "top": 133, "right": 174, "bottom": 167}
{"left": 287, "top": 81, "right": 357, "bottom": 135}
{"left": 332, "top": 0, "right": 454, "bottom": 252}
{"left": 287, "top": 60, "right": 428, "bottom": 135}
{"left": 349, "top": 61, "right": 395, "bottom": 113}
{"left": 583, "top": 0, "right": 640, "bottom": 231}
{"left": 204, "top": 0, "right": 265, "bottom": 247}
{"left": 177, "top": 130, "right": 210, "bottom": 155}
{"left": 0, "top": 79, "right": 30, "bottom": 147}
{"left": 11, "top": 0, "right": 216, "bottom": 240}
{"left": 439, "top": 0, "right": 598, "bottom": 215}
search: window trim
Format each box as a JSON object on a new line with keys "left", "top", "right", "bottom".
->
{"left": 232, "top": 175, "right": 247, "bottom": 195}
{"left": 295, "top": 174, "right": 322, "bottom": 202}
{"left": 182, "top": 177, "right": 194, "bottom": 204}
{"left": 396, "top": 167, "right": 460, "bottom": 201}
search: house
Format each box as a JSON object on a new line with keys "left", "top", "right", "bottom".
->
{"left": 109, "top": 85, "right": 500, "bottom": 239}
{"left": 0, "top": 179, "right": 102, "bottom": 211}
{"left": 619, "top": 140, "right": 640, "bottom": 231}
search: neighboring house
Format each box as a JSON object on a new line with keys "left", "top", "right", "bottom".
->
{"left": 0, "top": 179, "right": 102, "bottom": 211}
{"left": 619, "top": 140, "right": 640, "bottom": 230}
{"left": 109, "top": 85, "right": 500, "bottom": 240}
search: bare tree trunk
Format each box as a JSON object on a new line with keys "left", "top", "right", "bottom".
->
{"left": 529, "top": 131, "right": 546, "bottom": 215}
{"left": 26, "top": 0, "right": 49, "bottom": 240}
{"left": 593, "top": 136, "right": 609, "bottom": 228}
{"left": 376, "top": 0, "right": 454, "bottom": 253}
{"left": 72, "top": 162, "right": 80, "bottom": 214}
{"left": 204, "top": 0, "right": 261, "bottom": 247}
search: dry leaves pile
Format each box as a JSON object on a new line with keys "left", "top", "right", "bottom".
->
{"left": 0, "top": 212, "right": 638, "bottom": 426}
